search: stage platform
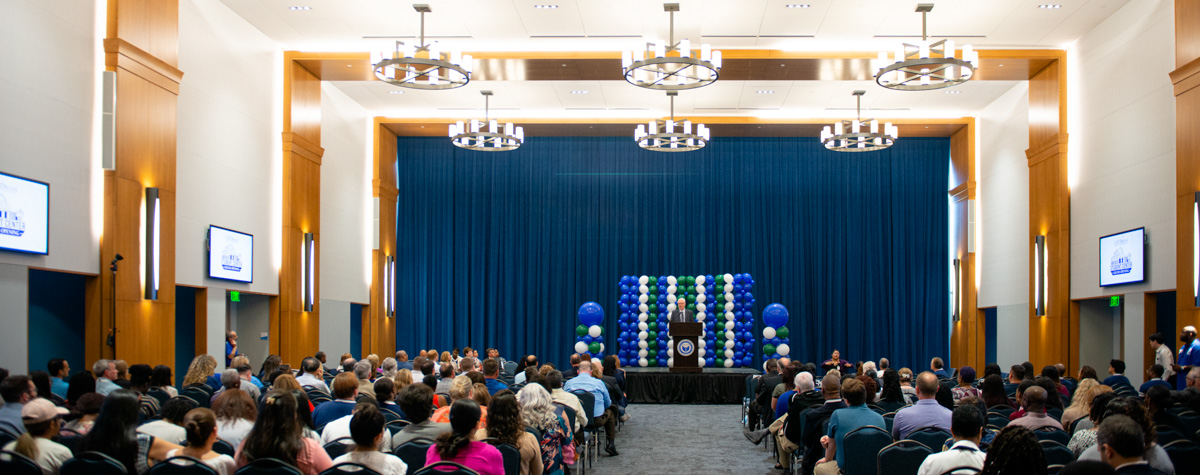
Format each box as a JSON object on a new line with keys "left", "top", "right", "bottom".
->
{"left": 624, "top": 367, "right": 757, "bottom": 404}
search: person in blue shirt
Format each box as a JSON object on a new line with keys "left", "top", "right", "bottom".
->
{"left": 0, "top": 375, "right": 36, "bottom": 435}
{"left": 1139, "top": 365, "right": 1172, "bottom": 395}
{"left": 225, "top": 331, "right": 242, "bottom": 367}
{"left": 814, "top": 377, "right": 885, "bottom": 475}
{"left": 481, "top": 359, "right": 509, "bottom": 396}
{"left": 1103, "top": 359, "right": 1131, "bottom": 387}
{"left": 931, "top": 357, "right": 949, "bottom": 379}
{"left": 48, "top": 359, "right": 70, "bottom": 399}
{"left": 93, "top": 359, "right": 122, "bottom": 396}
{"left": 396, "top": 351, "right": 414, "bottom": 371}
{"left": 1173, "top": 326, "right": 1200, "bottom": 390}
{"left": 562, "top": 360, "right": 619, "bottom": 456}
{"left": 312, "top": 373, "right": 359, "bottom": 428}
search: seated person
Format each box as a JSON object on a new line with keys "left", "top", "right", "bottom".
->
{"left": 1007, "top": 385, "right": 1063, "bottom": 431}
{"left": 425, "top": 399, "right": 503, "bottom": 475}
{"left": 392, "top": 384, "right": 451, "bottom": 446}
{"left": 917, "top": 404, "right": 986, "bottom": 475}
{"left": 332, "top": 405, "right": 407, "bottom": 475}
{"left": 813, "top": 378, "right": 884, "bottom": 475}
{"left": 1103, "top": 359, "right": 1131, "bottom": 387}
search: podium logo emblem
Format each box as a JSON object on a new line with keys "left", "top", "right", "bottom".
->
{"left": 677, "top": 340, "right": 695, "bottom": 357}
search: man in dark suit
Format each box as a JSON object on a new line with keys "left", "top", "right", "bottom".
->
{"left": 755, "top": 359, "right": 782, "bottom": 427}
{"left": 669, "top": 298, "right": 694, "bottom": 323}
{"left": 1096, "top": 414, "right": 1167, "bottom": 474}
{"left": 799, "top": 374, "right": 846, "bottom": 474}
{"left": 562, "top": 353, "right": 581, "bottom": 379}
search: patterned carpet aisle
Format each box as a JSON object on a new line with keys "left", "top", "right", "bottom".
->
{"left": 583, "top": 404, "right": 780, "bottom": 475}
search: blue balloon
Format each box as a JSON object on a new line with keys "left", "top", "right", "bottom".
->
{"left": 582, "top": 335, "right": 594, "bottom": 344}
{"left": 620, "top": 331, "right": 629, "bottom": 340}
{"left": 578, "top": 302, "right": 604, "bottom": 326}
{"left": 595, "top": 335, "right": 604, "bottom": 344}
{"left": 762, "top": 303, "right": 789, "bottom": 328}
{"left": 705, "top": 357, "right": 715, "bottom": 366}
{"left": 742, "top": 356, "right": 753, "bottom": 366}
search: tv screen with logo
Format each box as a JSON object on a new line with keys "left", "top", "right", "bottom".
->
{"left": 0, "top": 171, "right": 49, "bottom": 255}
{"left": 1098, "top": 227, "right": 1145, "bottom": 287}
{"left": 208, "top": 225, "right": 254, "bottom": 283}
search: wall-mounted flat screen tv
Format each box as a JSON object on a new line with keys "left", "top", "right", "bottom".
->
{"left": 0, "top": 171, "right": 49, "bottom": 255}
{"left": 1099, "top": 227, "right": 1145, "bottom": 287}
{"left": 208, "top": 225, "right": 253, "bottom": 283}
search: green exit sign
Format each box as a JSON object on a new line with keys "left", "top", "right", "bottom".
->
{"left": 1109, "top": 295, "right": 1120, "bottom": 307}
{"left": 230, "top": 291, "right": 241, "bottom": 302}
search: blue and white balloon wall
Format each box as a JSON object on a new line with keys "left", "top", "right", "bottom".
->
{"left": 574, "top": 302, "right": 605, "bottom": 360}
{"left": 761, "top": 303, "right": 791, "bottom": 360}
{"left": 616, "top": 273, "right": 755, "bottom": 368}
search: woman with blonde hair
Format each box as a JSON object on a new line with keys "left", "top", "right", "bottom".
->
{"left": 393, "top": 369, "right": 413, "bottom": 391}
{"left": 184, "top": 355, "right": 218, "bottom": 387}
{"left": 441, "top": 351, "right": 453, "bottom": 365}
{"left": 273, "top": 373, "right": 303, "bottom": 392}
{"left": 366, "top": 354, "right": 381, "bottom": 380}
{"left": 1059, "top": 378, "right": 1100, "bottom": 428}
{"left": 433, "top": 376, "right": 488, "bottom": 435}
{"left": 4, "top": 398, "right": 73, "bottom": 474}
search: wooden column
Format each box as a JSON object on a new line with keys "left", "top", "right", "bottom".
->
{"left": 949, "top": 121, "right": 983, "bottom": 369}
{"left": 1174, "top": 1, "right": 1200, "bottom": 339}
{"left": 366, "top": 121, "right": 399, "bottom": 357}
{"left": 1026, "top": 56, "right": 1075, "bottom": 372}
{"left": 277, "top": 53, "right": 324, "bottom": 367}
{"left": 97, "top": 0, "right": 182, "bottom": 371}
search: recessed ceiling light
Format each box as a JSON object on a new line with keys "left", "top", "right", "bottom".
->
{"left": 534, "top": 4, "right": 559, "bottom": 9}
{"left": 1038, "top": 4, "right": 1062, "bottom": 9}
{"left": 945, "top": 90, "right": 961, "bottom": 94}
{"left": 289, "top": 6, "right": 310, "bottom": 11}
{"left": 756, "top": 90, "right": 774, "bottom": 94}
{"left": 388, "top": 91, "right": 404, "bottom": 95}
{"left": 570, "top": 90, "right": 589, "bottom": 95}
{"left": 786, "top": 4, "right": 811, "bottom": 8}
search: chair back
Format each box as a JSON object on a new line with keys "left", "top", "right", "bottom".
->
{"left": 907, "top": 427, "right": 953, "bottom": 452}
{"left": 412, "top": 461, "right": 480, "bottom": 475}
{"left": 876, "top": 440, "right": 933, "bottom": 475}
{"left": 381, "top": 407, "right": 405, "bottom": 424}
{"left": 61, "top": 451, "right": 129, "bottom": 475}
{"left": 937, "top": 467, "right": 981, "bottom": 475}
{"left": 1038, "top": 440, "right": 1073, "bottom": 467}
{"left": 1163, "top": 439, "right": 1200, "bottom": 473}
{"left": 552, "top": 402, "right": 576, "bottom": 432}
{"left": 323, "top": 437, "right": 356, "bottom": 460}
{"left": 213, "top": 439, "right": 236, "bottom": 457}
{"left": 987, "top": 406, "right": 1014, "bottom": 418}
{"left": 1176, "top": 411, "right": 1200, "bottom": 436}
{"left": 495, "top": 444, "right": 520, "bottom": 475}
{"left": 319, "top": 462, "right": 383, "bottom": 475}
{"left": 0, "top": 428, "right": 19, "bottom": 448}
{"left": 570, "top": 391, "right": 597, "bottom": 427}
{"left": 842, "top": 425, "right": 891, "bottom": 475}
{"left": 1045, "top": 407, "right": 1063, "bottom": 422}
{"left": 304, "top": 386, "right": 333, "bottom": 407}
{"left": 181, "top": 386, "right": 213, "bottom": 409}
{"left": 58, "top": 433, "right": 83, "bottom": 454}
{"left": 147, "top": 456, "right": 219, "bottom": 475}
{"left": 233, "top": 458, "right": 303, "bottom": 475}
{"left": 503, "top": 362, "right": 518, "bottom": 378}
{"left": 1032, "top": 427, "right": 1070, "bottom": 446}
{"left": 1065, "top": 416, "right": 1084, "bottom": 434}
{"left": 1046, "top": 465, "right": 1065, "bottom": 475}
{"left": 386, "top": 419, "right": 411, "bottom": 435}
{"left": 1156, "top": 427, "right": 1187, "bottom": 446}
{"left": 986, "top": 413, "right": 1010, "bottom": 430}
{"left": 0, "top": 450, "right": 42, "bottom": 475}
{"left": 394, "top": 440, "right": 433, "bottom": 475}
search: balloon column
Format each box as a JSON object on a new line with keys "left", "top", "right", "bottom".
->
{"left": 722, "top": 273, "right": 756, "bottom": 368}
{"left": 617, "top": 273, "right": 755, "bottom": 368}
{"left": 761, "top": 303, "right": 791, "bottom": 361}
{"left": 574, "top": 302, "right": 605, "bottom": 360}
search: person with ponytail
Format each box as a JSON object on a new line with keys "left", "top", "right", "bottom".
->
{"left": 77, "top": 389, "right": 182, "bottom": 474}
{"left": 163, "top": 408, "right": 236, "bottom": 475}
{"left": 235, "top": 389, "right": 332, "bottom": 475}
{"left": 425, "top": 399, "right": 503, "bottom": 475}
{"left": 331, "top": 404, "right": 407, "bottom": 475}
{"left": 2, "top": 398, "right": 72, "bottom": 474}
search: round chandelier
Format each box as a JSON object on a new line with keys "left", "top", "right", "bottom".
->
{"left": 635, "top": 92, "right": 710, "bottom": 152}
{"left": 448, "top": 91, "right": 524, "bottom": 152}
{"left": 875, "top": 3, "right": 978, "bottom": 91}
{"left": 820, "top": 91, "right": 898, "bottom": 153}
{"left": 373, "top": 4, "right": 471, "bottom": 90}
{"left": 621, "top": 3, "right": 721, "bottom": 91}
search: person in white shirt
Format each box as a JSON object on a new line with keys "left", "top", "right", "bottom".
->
{"left": 137, "top": 397, "right": 193, "bottom": 445}
{"left": 213, "top": 388, "right": 257, "bottom": 450}
{"left": 331, "top": 404, "right": 407, "bottom": 475}
{"left": 296, "top": 357, "right": 329, "bottom": 393}
{"left": 165, "top": 408, "right": 238, "bottom": 475}
{"left": 917, "top": 404, "right": 987, "bottom": 475}
{"left": 322, "top": 400, "right": 394, "bottom": 453}
{"left": 1149, "top": 333, "right": 1175, "bottom": 384}
{"left": 2, "top": 398, "right": 73, "bottom": 475}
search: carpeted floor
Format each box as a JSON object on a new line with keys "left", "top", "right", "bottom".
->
{"left": 581, "top": 404, "right": 781, "bottom": 475}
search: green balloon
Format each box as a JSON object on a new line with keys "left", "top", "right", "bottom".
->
{"left": 716, "top": 357, "right": 725, "bottom": 366}
{"left": 589, "top": 342, "right": 601, "bottom": 353}
{"left": 777, "top": 326, "right": 790, "bottom": 338}
{"left": 648, "top": 349, "right": 658, "bottom": 359}
{"left": 764, "top": 344, "right": 777, "bottom": 355}
{"left": 649, "top": 276, "right": 658, "bottom": 284}
{"left": 649, "top": 358, "right": 658, "bottom": 367}
{"left": 648, "top": 340, "right": 658, "bottom": 350}
{"left": 648, "top": 331, "right": 658, "bottom": 340}
{"left": 649, "top": 285, "right": 658, "bottom": 294}
{"left": 649, "top": 304, "right": 659, "bottom": 313}
{"left": 686, "top": 303, "right": 696, "bottom": 311}
{"left": 576, "top": 325, "right": 588, "bottom": 336}
{"left": 648, "top": 322, "right": 658, "bottom": 331}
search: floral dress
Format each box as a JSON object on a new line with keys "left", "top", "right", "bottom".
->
{"left": 538, "top": 408, "right": 573, "bottom": 475}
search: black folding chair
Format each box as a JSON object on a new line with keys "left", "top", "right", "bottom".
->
{"left": 304, "top": 385, "right": 333, "bottom": 407}
{"left": 1163, "top": 439, "right": 1200, "bottom": 472}
{"left": 319, "top": 462, "right": 382, "bottom": 475}
{"left": 234, "top": 458, "right": 303, "bottom": 475}
{"left": 1156, "top": 427, "right": 1188, "bottom": 446}
{"left": 570, "top": 390, "right": 601, "bottom": 469}
{"left": 394, "top": 439, "right": 433, "bottom": 475}
{"left": 0, "top": 450, "right": 42, "bottom": 475}
{"left": 147, "top": 456, "right": 218, "bottom": 475}
{"left": 494, "top": 443, "right": 520, "bottom": 475}
{"left": 842, "top": 425, "right": 891, "bottom": 475}
{"left": 61, "top": 451, "right": 128, "bottom": 475}
{"left": 385, "top": 419, "right": 411, "bottom": 435}
{"left": 1032, "top": 427, "right": 1070, "bottom": 446}
{"left": 0, "top": 429, "right": 19, "bottom": 449}
{"left": 323, "top": 437, "right": 356, "bottom": 460}
{"left": 1038, "top": 440, "right": 1073, "bottom": 467}
{"left": 907, "top": 427, "right": 953, "bottom": 452}
{"left": 937, "top": 467, "right": 981, "bottom": 475}
{"left": 412, "top": 462, "right": 479, "bottom": 475}
{"left": 213, "top": 439, "right": 236, "bottom": 457}
{"left": 876, "top": 440, "right": 933, "bottom": 475}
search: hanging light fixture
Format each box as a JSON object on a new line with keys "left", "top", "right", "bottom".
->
{"left": 820, "top": 91, "right": 897, "bottom": 152}
{"left": 635, "top": 91, "right": 710, "bottom": 152}
{"left": 448, "top": 91, "right": 524, "bottom": 152}
{"left": 622, "top": 3, "right": 721, "bottom": 90}
{"left": 875, "top": 3, "right": 977, "bottom": 91}
{"left": 373, "top": 4, "right": 471, "bottom": 90}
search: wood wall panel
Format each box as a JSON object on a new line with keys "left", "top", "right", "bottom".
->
{"left": 110, "top": 0, "right": 179, "bottom": 68}
{"left": 949, "top": 122, "right": 982, "bottom": 370}
{"left": 1179, "top": 1, "right": 1200, "bottom": 69}
{"left": 1175, "top": 47, "right": 1200, "bottom": 337}
{"left": 366, "top": 122, "right": 399, "bottom": 358}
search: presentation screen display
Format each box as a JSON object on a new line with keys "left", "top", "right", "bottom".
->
{"left": 1098, "top": 227, "right": 1145, "bottom": 287}
{"left": 208, "top": 225, "right": 254, "bottom": 283}
{"left": 0, "top": 171, "right": 49, "bottom": 255}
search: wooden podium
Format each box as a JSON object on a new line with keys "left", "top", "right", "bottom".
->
{"left": 668, "top": 322, "right": 703, "bottom": 373}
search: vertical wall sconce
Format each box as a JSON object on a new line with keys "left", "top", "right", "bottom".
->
{"left": 952, "top": 258, "right": 961, "bottom": 322}
{"left": 1034, "top": 235, "right": 1047, "bottom": 316}
{"left": 1194, "top": 192, "right": 1198, "bottom": 307}
{"left": 302, "top": 232, "right": 315, "bottom": 312}
{"left": 385, "top": 255, "right": 396, "bottom": 317}
{"left": 144, "top": 187, "right": 160, "bottom": 300}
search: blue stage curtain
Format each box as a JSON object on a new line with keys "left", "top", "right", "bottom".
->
{"left": 394, "top": 136, "right": 949, "bottom": 369}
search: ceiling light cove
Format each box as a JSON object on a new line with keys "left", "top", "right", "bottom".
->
{"left": 534, "top": 5, "right": 559, "bottom": 9}
{"left": 785, "top": 4, "right": 811, "bottom": 8}
{"left": 289, "top": 6, "right": 310, "bottom": 11}
{"left": 569, "top": 90, "right": 589, "bottom": 95}
{"left": 1039, "top": 4, "right": 1062, "bottom": 9}
{"left": 756, "top": 90, "right": 775, "bottom": 94}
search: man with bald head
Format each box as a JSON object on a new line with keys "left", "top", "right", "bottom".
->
{"left": 1007, "top": 384, "right": 1063, "bottom": 430}
{"left": 892, "top": 371, "right": 952, "bottom": 439}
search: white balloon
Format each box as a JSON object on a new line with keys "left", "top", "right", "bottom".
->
{"left": 638, "top": 331, "right": 648, "bottom": 340}
{"left": 695, "top": 312, "right": 706, "bottom": 322}
{"left": 667, "top": 303, "right": 677, "bottom": 313}
{"left": 638, "top": 275, "right": 649, "bottom": 285}
{"left": 589, "top": 325, "right": 602, "bottom": 338}
{"left": 666, "top": 348, "right": 673, "bottom": 357}
{"left": 696, "top": 294, "right": 707, "bottom": 303}
{"left": 638, "top": 304, "right": 648, "bottom": 312}
{"left": 725, "top": 349, "right": 735, "bottom": 359}
{"left": 725, "top": 330, "right": 735, "bottom": 340}
{"left": 638, "top": 294, "right": 648, "bottom": 303}
{"left": 724, "top": 302, "right": 735, "bottom": 311}
{"left": 724, "top": 283, "right": 734, "bottom": 293}
{"left": 724, "top": 339, "right": 735, "bottom": 349}
{"left": 575, "top": 342, "right": 588, "bottom": 354}
{"left": 723, "top": 358, "right": 735, "bottom": 368}
{"left": 777, "top": 344, "right": 790, "bottom": 356}
{"left": 696, "top": 275, "right": 706, "bottom": 285}
{"left": 725, "top": 311, "right": 736, "bottom": 321}
{"left": 698, "top": 348, "right": 707, "bottom": 357}
{"left": 667, "top": 276, "right": 678, "bottom": 285}
{"left": 667, "top": 358, "right": 674, "bottom": 367}
{"left": 600, "top": 343, "right": 604, "bottom": 352}
{"left": 667, "top": 285, "right": 677, "bottom": 294}
{"left": 696, "top": 303, "right": 707, "bottom": 312}
{"left": 639, "top": 358, "right": 648, "bottom": 367}
{"left": 638, "top": 285, "right": 648, "bottom": 294}
{"left": 763, "top": 327, "right": 777, "bottom": 339}
{"left": 638, "top": 313, "right": 648, "bottom": 322}
{"left": 695, "top": 285, "right": 706, "bottom": 295}
{"left": 699, "top": 339, "right": 707, "bottom": 348}
{"left": 638, "top": 349, "right": 648, "bottom": 358}
{"left": 723, "top": 273, "right": 734, "bottom": 283}
{"left": 637, "top": 322, "right": 648, "bottom": 331}
{"left": 725, "top": 321, "right": 735, "bottom": 330}
{"left": 666, "top": 294, "right": 677, "bottom": 303}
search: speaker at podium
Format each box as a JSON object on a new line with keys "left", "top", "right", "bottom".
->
{"left": 668, "top": 322, "right": 702, "bottom": 373}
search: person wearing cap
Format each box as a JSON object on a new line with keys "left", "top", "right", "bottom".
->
{"left": 61, "top": 392, "right": 104, "bottom": 435}
{"left": 952, "top": 366, "right": 981, "bottom": 403}
{"left": 3, "top": 398, "right": 72, "bottom": 474}
{"left": 0, "top": 374, "right": 37, "bottom": 435}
